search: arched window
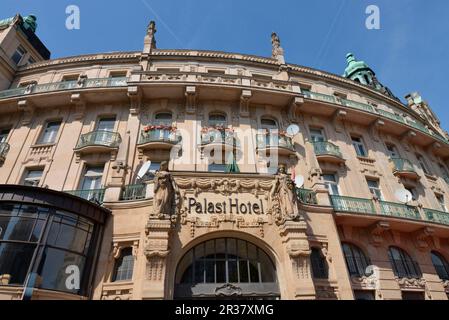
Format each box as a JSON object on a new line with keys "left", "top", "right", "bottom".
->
{"left": 261, "top": 118, "right": 278, "bottom": 130}
{"left": 175, "top": 238, "right": 280, "bottom": 299}
{"left": 388, "top": 247, "right": 422, "bottom": 279}
{"left": 209, "top": 113, "right": 227, "bottom": 127}
{"left": 310, "top": 247, "right": 328, "bottom": 279}
{"left": 342, "top": 243, "right": 371, "bottom": 277}
{"left": 431, "top": 251, "right": 449, "bottom": 281}
{"left": 112, "top": 247, "right": 134, "bottom": 282}
{"left": 154, "top": 112, "right": 173, "bottom": 126}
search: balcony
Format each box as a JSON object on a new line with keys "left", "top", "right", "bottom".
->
{"left": 200, "top": 129, "right": 239, "bottom": 152}
{"left": 120, "top": 184, "right": 147, "bottom": 201}
{"left": 423, "top": 209, "right": 449, "bottom": 226}
{"left": 66, "top": 189, "right": 105, "bottom": 204}
{"left": 390, "top": 158, "right": 420, "bottom": 180}
{"left": 330, "top": 195, "right": 376, "bottom": 215}
{"left": 75, "top": 131, "right": 121, "bottom": 153}
{"left": 296, "top": 188, "right": 318, "bottom": 205}
{"left": 379, "top": 201, "right": 421, "bottom": 221}
{"left": 340, "top": 98, "right": 375, "bottom": 113}
{"left": 256, "top": 133, "right": 295, "bottom": 157}
{"left": 312, "top": 141, "right": 345, "bottom": 164}
{"left": 138, "top": 128, "right": 181, "bottom": 151}
{"left": 0, "top": 142, "right": 10, "bottom": 164}
{"left": 0, "top": 77, "right": 128, "bottom": 100}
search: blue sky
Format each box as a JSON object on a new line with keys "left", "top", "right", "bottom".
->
{"left": 2, "top": 0, "right": 449, "bottom": 131}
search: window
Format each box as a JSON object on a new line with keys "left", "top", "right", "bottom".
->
{"left": 154, "top": 112, "right": 173, "bottom": 126}
{"left": 431, "top": 252, "right": 449, "bottom": 281}
{"left": 11, "top": 46, "right": 26, "bottom": 65}
{"left": 353, "top": 290, "right": 376, "bottom": 300}
{"left": 23, "top": 169, "right": 44, "bottom": 187}
{"left": 261, "top": 118, "right": 278, "bottom": 130}
{"left": 61, "top": 75, "right": 79, "bottom": 82}
{"left": 175, "top": 238, "right": 279, "bottom": 300}
{"left": 141, "top": 162, "right": 161, "bottom": 180}
{"left": 416, "top": 154, "right": 431, "bottom": 175}
{"left": 109, "top": 71, "right": 127, "bottom": 78}
{"left": 0, "top": 129, "right": 10, "bottom": 143}
{"left": 310, "top": 247, "right": 328, "bottom": 279}
{"left": 96, "top": 117, "right": 116, "bottom": 132}
{"left": 342, "top": 243, "right": 371, "bottom": 277}
{"left": 38, "top": 121, "right": 61, "bottom": 144}
{"left": 386, "top": 144, "right": 400, "bottom": 158}
{"left": 208, "top": 163, "right": 227, "bottom": 173}
{"left": 323, "top": 174, "right": 339, "bottom": 196}
{"left": 435, "top": 194, "right": 447, "bottom": 212}
{"left": 367, "top": 179, "right": 383, "bottom": 200}
{"left": 401, "top": 291, "right": 425, "bottom": 300}
{"left": 351, "top": 136, "right": 367, "bottom": 157}
{"left": 28, "top": 56, "right": 36, "bottom": 65}
{"left": 80, "top": 165, "right": 104, "bottom": 191}
{"left": 310, "top": 128, "right": 326, "bottom": 143}
{"left": 388, "top": 247, "right": 422, "bottom": 279}
{"left": 112, "top": 247, "right": 134, "bottom": 282}
{"left": 209, "top": 114, "right": 227, "bottom": 127}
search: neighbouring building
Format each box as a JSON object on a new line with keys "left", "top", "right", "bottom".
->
{"left": 0, "top": 14, "right": 449, "bottom": 300}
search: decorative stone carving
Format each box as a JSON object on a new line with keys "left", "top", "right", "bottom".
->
{"left": 270, "top": 165, "right": 301, "bottom": 225}
{"left": 397, "top": 277, "right": 426, "bottom": 290}
{"left": 369, "top": 119, "right": 385, "bottom": 142}
{"left": 185, "top": 86, "right": 197, "bottom": 114}
{"left": 271, "top": 32, "right": 285, "bottom": 64}
{"left": 288, "top": 96, "right": 303, "bottom": 122}
{"left": 215, "top": 283, "right": 242, "bottom": 297}
{"left": 332, "top": 109, "right": 347, "bottom": 133}
{"left": 413, "top": 227, "right": 434, "bottom": 250}
{"left": 18, "top": 99, "right": 35, "bottom": 125}
{"left": 400, "top": 130, "right": 416, "bottom": 151}
{"left": 368, "top": 221, "right": 390, "bottom": 246}
{"left": 152, "top": 161, "right": 180, "bottom": 218}
{"left": 315, "top": 285, "right": 339, "bottom": 300}
{"left": 101, "top": 288, "right": 133, "bottom": 300}
{"left": 127, "top": 86, "right": 142, "bottom": 115}
{"left": 240, "top": 90, "right": 251, "bottom": 117}
{"left": 70, "top": 93, "right": 86, "bottom": 119}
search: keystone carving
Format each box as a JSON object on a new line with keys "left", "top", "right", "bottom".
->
{"left": 18, "top": 99, "right": 35, "bottom": 125}
{"left": 332, "top": 109, "right": 347, "bottom": 133}
{"left": 185, "top": 86, "right": 197, "bottom": 114}
{"left": 368, "top": 221, "right": 390, "bottom": 246}
{"left": 127, "top": 86, "right": 142, "bottom": 115}
{"left": 240, "top": 90, "right": 251, "bottom": 117}
{"left": 400, "top": 130, "right": 416, "bottom": 151}
{"left": 70, "top": 93, "right": 86, "bottom": 119}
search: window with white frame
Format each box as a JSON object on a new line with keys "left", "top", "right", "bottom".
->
{"left": 323, "top": 174, "right": 340, "bottom": 195}
{"left": 351, "top": 136, "right": 367, "bottom": 157}
{"left": 416, "top": 154, "right": 431, "bottom": 175}
{"left": 11, "top": 46, "right": 26, "bottom": 65}
{"left": 435, "top": 194, "right": 447, "bottom": 212}
{"left": 80, "top": 165, "right": 104, "bottom": 190}
{"left": 23, "top": 168, "right": 44, "bottom": 187}
{"left": 367, "top": 179, "right": 383, "bottom": 200}
{"left": 310, "top": 128, "right": 326, "bottom": 143}
{"left": 38, "top": 121, "right": 61, "bottom": 144}
{"left": 386, "top": 144, "right": 400, "bottom": 158}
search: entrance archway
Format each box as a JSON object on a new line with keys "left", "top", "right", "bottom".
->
{"left": 174, "top": 237, "right": 280, "bottom": 300}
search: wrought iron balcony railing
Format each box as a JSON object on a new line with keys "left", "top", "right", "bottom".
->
{"left": 379, "top": 201, "right": 421, "bottom": 220}
{"left": 391, "top": 158, "right": 416, "bottom": 173}
{"left": 256, "top": 133, "right": 294, "bottom": 150}
{"left": 120, "top": 184, "right": 146, "bottom": 201}
{"left": 0, "top": 142, "right": 10, "bottom": 160}
{"left": 296, "top": 188, "right": 318, "bottom": 205}
{"left": 201, "top": 130, "right": 238, "bottom": 147}
{"left": 330, "top": 195, "right": 376, "bottom": 215}
{"left": 302, "top": 90, "right": 337, "bottom": 104}
{"left": 139, "top": 129, "right": 180, "bottom": 145}
{"left": 76, "top": 131, "right": 122, "bottom": 149}
{"left": 340, "top": 98, "right": 375, "bottom": 113}
{"left": 0, "top": 77, "right": 128, "bottom": 99}
{"left": 312, "top": 141, "right": 343, "bottom": 158}
{"left": 423, "top": 208, "right": 449, "bottom": 226}
{"left": 66, "top": 189, "right": 105, "bottom": 204}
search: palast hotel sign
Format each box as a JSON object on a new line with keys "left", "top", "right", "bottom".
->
{"left": 187, "top": 197, "right": 265, "bottom": 215}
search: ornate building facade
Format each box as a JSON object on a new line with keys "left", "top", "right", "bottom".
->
{"left": 0, "top": 14, "right": 449, "bottom": 300}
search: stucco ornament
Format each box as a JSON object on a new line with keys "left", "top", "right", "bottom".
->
{"left": 152, "top": 161, "right": 180, "bottom": 218}
{"left": 271, "top": 32, "right": 284, "bottom": 58}
{"left": 270, "top": 165, "right": 301, "bottom": 225}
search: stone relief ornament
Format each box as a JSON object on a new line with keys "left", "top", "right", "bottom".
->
{"left": 397, "top": 277, "right": 427, "bottom": 290}
{"left": 270, "top": 165, "right": 301, "bottom": 225}
{"left": 152, "top": 161, "right": 181, "bottom": 218}
{"left": 214, "top": 283, "right": 242, "bottom": 297}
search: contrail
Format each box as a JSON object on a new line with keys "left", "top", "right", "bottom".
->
{"left": 140, "top": 0, "right": 184, "bottom": 47}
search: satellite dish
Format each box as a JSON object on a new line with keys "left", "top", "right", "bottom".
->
{"left": 137, "top": 161, "right": 152, "bottom": 180}
{"left": 395, "top": 188, "right": 413, "bottom": 203}
{"left": 295, "top": 175, "right": 305, "bottom": 188}
{"left": 286, "top": 124, "right": 300, "bottom": 137}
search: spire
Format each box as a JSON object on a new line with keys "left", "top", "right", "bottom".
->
{"left": 343, "top": 52, "right": 399, "bottom": 101}
{"left": 271, "top": 32, "right": 285, "bottom": 64}
{"left": 143, "top": 20, "right": 157, "bottom": 54}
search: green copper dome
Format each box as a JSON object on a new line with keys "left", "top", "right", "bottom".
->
{"left": 23, "top": 14, "right": 37, "bottom": 33}
{"left": 343, "top": 53, "right": 373, "bottom": 78}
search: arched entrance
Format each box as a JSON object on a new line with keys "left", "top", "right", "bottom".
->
{"left": 174, "top": 238, "right": 280, "bottom": 300}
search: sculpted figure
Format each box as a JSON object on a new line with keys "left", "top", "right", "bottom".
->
{"left": 153, "top": 161, "right": 179, "bottom": 217}
{"left": 270, "top": 165, "right": 300, "bottom": 222}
